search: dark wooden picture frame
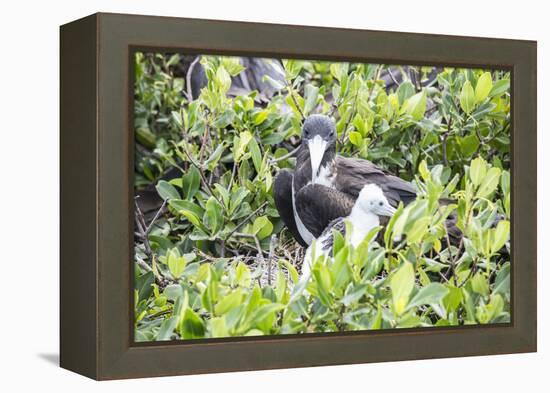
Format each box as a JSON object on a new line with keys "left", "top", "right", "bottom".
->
{"left": 60, "top": 12, "right": 537, "bottom": 380}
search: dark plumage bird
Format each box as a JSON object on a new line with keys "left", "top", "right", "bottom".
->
{"left": 274, "top": 115, "right": 417, "bottom": 247}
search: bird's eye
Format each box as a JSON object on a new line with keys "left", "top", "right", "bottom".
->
{"left": 379, "top": 201, "right": 383, "bottom": 206}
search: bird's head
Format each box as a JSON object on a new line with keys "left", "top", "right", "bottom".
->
{"left": 301, "top": 115, "right": 337, "bottom": 181}
{"left": 356, "top": 184, "right": 396, "bottom": 217}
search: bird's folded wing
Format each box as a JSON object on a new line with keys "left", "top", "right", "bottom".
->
{"left": 295, "top": 184, "right": 355, "bottom": 238}
{"left": 335, "top": 156, "right": 417, "bottom": 206}
{"left": 273, "top": 169, "right": 308, "bottom": 246}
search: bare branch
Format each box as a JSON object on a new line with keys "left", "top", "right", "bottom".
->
{"left": 268, "top": 146, "right": 300, "bottom": 164}
{"left": 145, "top": 199, "right": 168, "bottom": 234}
{"left": 226, "top": 201, "right": 268, "bottom": 240}
{"left": 180, "top": 142, "right": 224, "bottom": 207}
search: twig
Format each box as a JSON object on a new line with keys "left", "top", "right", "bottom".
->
{"left": 180, "top": 142, "right": 224, "bottom": 206}
{"left": 268, "top": 146, "right": 300, "bottom": 164}
{"left": 195, "top": 249, "right": 224, "bottom": 262}
{"left": 234, "top": 232, "right": 265, "bottom": 266}
{"left": 458, "top": 258, "right": 479, "bottom": 288}
{"left": 136, "top": 255, "right": 164, "bottom": 284}
{"left": 284, "top": 80, "right": 305, "bottom": 121}
{"left": 267, "top": 235, "right": 277, "bottom": 285}
{"left": 198, "top": 119, "right": 212, "bottom": 163}
{"left": 225, "top": 201, "right": 268, "bottom": 239}
{"left": 136, "top": 255, "right": 153, "bottom": 273}
{"left": 228, "top": 161, "right": 238, "bottom": 190}
{"left": 134, "top": 199, "right": 153, "bottom": 260}
{"left": 387, "top": 67, "right": 400, "bottom": 86}
{"left": 441, "top": 117, "right": 452, "bottom": 167}
{"left": 145, "top": 199, "right": 168, "bottom": 234}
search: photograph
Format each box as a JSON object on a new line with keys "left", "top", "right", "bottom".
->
{"left": 133, "top": 52, "right": 511, "bottom": 342}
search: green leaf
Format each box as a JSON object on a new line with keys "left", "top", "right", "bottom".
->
{"left": 135, "top": 271, "right": 154, "bottom": 302}
{"left": 252, "top": 216, "right": 273, "bottom": 240}
{"left": 156, "top": 180, "right": 180, "bottom": 200}
{"left": 253, "top": 110, "right": 269, "bottom": 125}
{"left": 205, "top": 196, "right": 223, "bottom": 234}
{"left": 491, "top": 220, "right": 510, "bottom": 254}
{"left": 215, "top": 65, "right": 231, "bottom": 93}
{"left": 163, "top": 284, "right": 183, "bottom": 301}
{"left": 348, "top": 131, "right": 363, "bottom": 146}
{"left": 407, "top": 283, "right": 449, "bottom": 310}
{"left": 402, "top": 89, "right": 427, "bottom": 120}
{"left": 469, "top": 157, "right": 487, "bottom": 187}
{"left": 418, "top": 160, "right": 430, "bottom": 182}
{"left": 214, "top": 289, "right": 243, "bottom": 315}
{"left": 235, "top": 131, "right": 253, "bottom": 162}
{"left": 181, "top": 166, "right": 200, "bottom": 200}
{"left": 391, "top": 262, "right": 415, "bottom": 316}
{"left": 489, "top": 78, "right": 510, "bottom": 97}
{"left": 248, "top": 137, "right": 262, "bottom": 173}
{"left": 167, "top": 249, "right": 187, "bottom": 279}
{"left": 235, "top": 261, "right": 252, "bottom": 287}
{"left": 210, "top": 317, "right": 229, "bottom": 337}
{"left": 458, "top": 134, "right": 480, "bottom": 158}
{"left": 397, "top": 81, "right": 415, "bottom": 105}
{"left": 249, "top": 303, "right": 285, "bottom": 327}
{"left": 169, "top": 199, "right": 204, "bottom": 218}
{"left": 406, "top": 216, "right": 430, "bottom": 244}
{"left": 204, "top": 144, "right": 225, "bottom": 171}
{"left": 471, "top": 272, "right": 489, "bottom": 297}
{"left": 442, "top": 285, "right": 463, "bottom": 313}
{"left": 221, "top": 57, "right": 245, "bottom": 76}
{"left": 303, "top": 84, "right": 319, "bottom": 115}
{"left": 459, "top": 80, "right": 476, "bottom": 114}
{"left": 477, "top": 167, "right": 501, "bottom": 198}
{"left": 181, "top": 308, "right": 206, "bottom": 339}
{"left": 475, "top": 72, "right": 493, "bottom": 103}
{"left": 275, "top": 269, "right": 287, "bottom": 303}
{"left": 312, "top": 263, "right": 333, "bottom": 307}
{"left": 282, "top": 260, "right": 299, "bottom": 284}
{"left": 156, "top": 316, "right": 178, "bottom": 341}
{"left": 494, "top": 263, "right": 510, "bottom": 296}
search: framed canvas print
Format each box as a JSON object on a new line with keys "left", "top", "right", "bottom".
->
{"left": 60, "top": 13, "right": 537, "bottom": 380}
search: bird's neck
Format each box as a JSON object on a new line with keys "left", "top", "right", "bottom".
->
{"left": 297, "top": 143, "right": 336, "bottom": 186}
{"left": 347, "top": 206, "right": 379, "bottom": 247}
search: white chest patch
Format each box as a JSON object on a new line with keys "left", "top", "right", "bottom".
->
{"left": 347, "top": 213, "right": 380, "bottom": 248}
{"left": 312, "top": 162, "right": 336, "bottom": 188}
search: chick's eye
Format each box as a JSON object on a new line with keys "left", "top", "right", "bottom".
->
{"left": 379, "top": 201, "right": 383, "bottom": 206}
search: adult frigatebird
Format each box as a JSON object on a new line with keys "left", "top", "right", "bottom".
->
{"left": 273, "top": 114, "right": 417, "bottom": 246}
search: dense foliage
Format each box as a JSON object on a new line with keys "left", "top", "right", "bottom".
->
{"left": 133, "top": 52, "right": 511, "bottom": 341}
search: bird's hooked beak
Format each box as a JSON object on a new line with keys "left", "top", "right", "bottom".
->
{"left": 307, "top": 135, "right": 328, "bottom": 184}
{"left": 375, "top": 201, "right": 397, "bottom": 217}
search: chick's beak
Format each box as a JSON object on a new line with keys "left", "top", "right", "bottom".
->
{"left": 377, "top": 202, "right": 397, "bottom": 217}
